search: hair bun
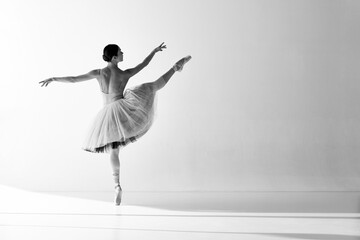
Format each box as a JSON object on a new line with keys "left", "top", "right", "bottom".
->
{"left": 103, "top": 44, "right": 119, "bottom": 62}
{"left": 103, "top": 54, "right": 110, "bottom": 62}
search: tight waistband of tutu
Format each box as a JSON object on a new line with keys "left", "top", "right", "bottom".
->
{"left": 102, "top": 92, "right": 124, "bottom": 105}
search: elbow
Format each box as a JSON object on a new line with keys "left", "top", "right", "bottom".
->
{"left": 142, "top": 61, "right": 149, "bottom": 67}
{"left": 70, "top": 77, "right": 78, "bottom": 83}
{"left": 68, "top": 77, "right": 74, "bottom": 83}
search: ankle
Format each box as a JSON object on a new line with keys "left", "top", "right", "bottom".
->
{"left": 112, "top": 172, "right": 120, "bottom": 185}
{"left": 172, "top": 64, "right": 179, "bottom": 72}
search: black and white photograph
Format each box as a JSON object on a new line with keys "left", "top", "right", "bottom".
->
{"left": 0, "top": 0, "right": 359, "bottom": 239}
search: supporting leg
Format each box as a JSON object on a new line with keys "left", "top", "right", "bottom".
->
{"left": 110, "top": 147, "right": 120, "bottom": 186}
{"left": 110, "top": 147, "right": 122, "bottom": 205}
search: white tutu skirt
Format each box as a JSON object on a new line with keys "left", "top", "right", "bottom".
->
{"left": 82, "top": 83, "right": 157, "bottom": 153}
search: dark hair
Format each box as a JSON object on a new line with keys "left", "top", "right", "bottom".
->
{"left": 103, "top": 44, "right": 119, "bottom": 62}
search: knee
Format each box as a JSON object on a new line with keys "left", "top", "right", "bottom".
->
{"left": 153, "top": 77, "right": 166, "bottom": 91}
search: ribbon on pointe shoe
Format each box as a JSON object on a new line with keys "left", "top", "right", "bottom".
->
{"left": 173, "top": 55, "right": 192, "bottom": 72}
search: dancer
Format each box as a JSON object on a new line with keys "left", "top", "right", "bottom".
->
{"left": 39, "top": 42, "right": 191, "bottom": 205}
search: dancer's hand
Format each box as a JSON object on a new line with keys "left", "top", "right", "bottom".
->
{"left": 39, "top": 78, "right": 55, "bottom": 87}
{"left": 153, "top": 42, "right": 166, "bottom": 53}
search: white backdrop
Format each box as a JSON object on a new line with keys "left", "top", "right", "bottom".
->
{"left": 0, "top": 0, "right": 359, "bottom": 192}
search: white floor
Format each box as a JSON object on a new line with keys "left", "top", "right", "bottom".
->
{"left": 0, "top": 185, "right": 359, "bottom": 240}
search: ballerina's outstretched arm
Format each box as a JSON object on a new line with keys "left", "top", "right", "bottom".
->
{"left": 124, "top": 42, "right": 166, "bottom": 78}
{"left": 39, "top": 69, "right": 100, "bottom": 87}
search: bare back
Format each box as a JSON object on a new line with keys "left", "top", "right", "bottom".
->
{"left": 97, "top": 67, "right": 130, "bottom": 96}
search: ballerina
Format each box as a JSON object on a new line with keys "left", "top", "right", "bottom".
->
{"left": 39, "top": 42, "right": 191, "bottom": 205}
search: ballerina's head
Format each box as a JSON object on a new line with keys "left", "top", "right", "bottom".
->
{"left": 103, "top": 44, "right": 123, "bottom": 63}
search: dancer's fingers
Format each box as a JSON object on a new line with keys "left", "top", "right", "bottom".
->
{"left": 155, "top": 42, "right": 166, "bottom": 52}
{"left": 40, "top": 79, "right": 51, "bottom": 86}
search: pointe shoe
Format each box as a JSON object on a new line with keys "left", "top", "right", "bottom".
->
{"left": 114, "top": 184, "right": 122, "bottom": 206}
{"left": 173, "top": 55, "right": 192, "bottom": 72}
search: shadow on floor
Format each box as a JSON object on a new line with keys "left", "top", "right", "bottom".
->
{"left": 3, "top": 184, "right": 359, "bottom": 213}
{"left": 50, "top": 190, "right": 360, "bottom": 213}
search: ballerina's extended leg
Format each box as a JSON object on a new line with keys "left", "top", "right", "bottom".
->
{"left": 151, "top": 55, "right": 192, "bottom": 91}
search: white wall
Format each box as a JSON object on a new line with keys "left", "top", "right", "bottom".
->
{"left": 0, "top": 0, "right": 359, "bottom": 192}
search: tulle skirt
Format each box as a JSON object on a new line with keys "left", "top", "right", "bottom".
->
{"left": 82, "top": 83, "right": 157, "bottom": 153}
